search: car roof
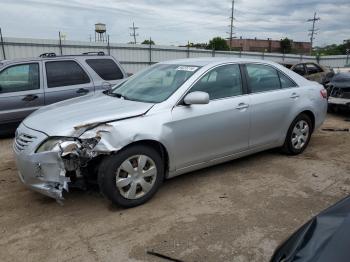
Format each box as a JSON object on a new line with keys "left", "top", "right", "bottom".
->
{"left": 0, "top": 54, "right": 116, "bottom": 66}
{"left": 160, "top": 57, "right": 283, "bottom": 67}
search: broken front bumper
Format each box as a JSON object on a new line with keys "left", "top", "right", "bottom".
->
{"left": 13, "top": 124, "right": 70, "bottom": 200}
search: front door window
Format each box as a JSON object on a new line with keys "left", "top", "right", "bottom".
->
{"left": 0, "top": 63, "right": 39, "bottom": 94}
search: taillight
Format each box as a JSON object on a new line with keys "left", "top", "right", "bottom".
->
{"left": 320, "top": 89, "right": 327, "bottom": 99}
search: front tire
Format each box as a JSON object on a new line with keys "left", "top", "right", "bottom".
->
{"left": 282, "top": 114, "right": 312, "bottom": 155}
{"left": 98, "top": 145, "right": 164, "bottom": 208}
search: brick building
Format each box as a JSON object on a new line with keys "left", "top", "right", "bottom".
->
{"left": 227, "top": 37, "right": 311, "bottom": 54}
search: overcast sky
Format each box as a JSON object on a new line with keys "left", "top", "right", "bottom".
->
{"left": 0, "top": 0, "right": 349, "bottom": 46}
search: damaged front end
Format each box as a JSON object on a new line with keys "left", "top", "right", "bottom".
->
{"left": 15, "top": 123, "right": 119, "bottom": 202}
{"left": 33, "top": 135, "right": 105, "bottom": 201}
{"left": 327, "top": 81, "right": 350, "bottom": 110}
{"left": 329, "top": 86, "right": 350, "bottom": 100}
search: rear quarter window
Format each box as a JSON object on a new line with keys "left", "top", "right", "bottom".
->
{"left": 278, "top": 72, "right": 298, "bottom": 88}
{"left": 86, "top": 59, "right": 124, "bottom": 80}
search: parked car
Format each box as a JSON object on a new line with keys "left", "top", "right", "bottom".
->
{"left": 271, "top": 195, "right": 350, "bottom": 262}
{"left": 13, "top": 58, "right": 327, "bottom": 207}
{"left": 0, "top": 52, "right": 127, "bottom": 135}
{"left": 290, "top": 62, "right": 334, "bottom": 85}
{"left": 326, "top": 72, "right": 350, "bottom": 112}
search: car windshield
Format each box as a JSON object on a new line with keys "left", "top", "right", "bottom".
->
{"left": 110, "top": 64, "right": 200, "bottom": 103}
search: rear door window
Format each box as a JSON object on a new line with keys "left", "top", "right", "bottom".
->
{"left": 245, "top": 64, "right": 281, "bottom": 93}
{"left": 46, "top": 60, "right": 90, "bottom": 88}
{"left": 306, "top": 63, "right": 323, "bottom": 74}
{"left": 293, "top": 64, "right": 306, "bottom": 76}
{"left": 86, "top": 59, "right": 123, "bottom": 80}
{"left": 0, "top": 63, "right": 39, "bottom": 94}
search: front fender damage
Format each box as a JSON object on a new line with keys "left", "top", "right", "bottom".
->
{"left": 40, "top": 123, "right": 127, "bottom": 202}
{"left": 31, "top": 151, "right": 70, "bottom": 201}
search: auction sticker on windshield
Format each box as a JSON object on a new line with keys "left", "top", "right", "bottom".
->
{"left": 176, "top": 66, "right": 199, "bottom": 72}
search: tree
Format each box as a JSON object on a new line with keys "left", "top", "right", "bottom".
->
{"left": 141, "top": 39, "right": 155, "bottom": 45}
{"left": 313, "top": 40, "right": 350, "bottom": 56}
{"left": 280, "top": 38, "right": 292, "bottom": 53}
{"left": 207, "top": 37, "right": 229, "bottom": 51}
{"left": 187, "top": 42, "right": 208, "bottom": 49}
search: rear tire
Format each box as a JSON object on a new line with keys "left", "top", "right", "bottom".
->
{"left": 98, "top": 145, "right": 164, "bottom": 208}
{"left": 282, "top": 114, "right": 312, "bottom": 155}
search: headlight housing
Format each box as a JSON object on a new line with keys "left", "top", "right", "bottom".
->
{"left": 36, "top": 137, "right": 75, "bottom": 153}
{"left": 35, "top": 137, "right": 100, "bottom": 154}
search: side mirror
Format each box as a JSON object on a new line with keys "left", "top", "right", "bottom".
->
{"left": 102, "top": 82, "right": 112, "bottom": 90}
{"left": 183, "top": 91, "right": 209, "bottom": 105}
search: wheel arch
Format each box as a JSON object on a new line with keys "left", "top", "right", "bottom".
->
{"left": 120, "top": 139, "right": 170, "bottom": 176}
{"left": 299, "top": 110, "right": 315, "bottom": 133}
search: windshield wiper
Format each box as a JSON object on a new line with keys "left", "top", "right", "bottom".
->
{"left": 107, "top": 91, "right": 129, "bottom": 100}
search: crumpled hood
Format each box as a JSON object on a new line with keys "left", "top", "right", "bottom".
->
{"left": 23, "top": 93, "right": 154, "bottom": 136}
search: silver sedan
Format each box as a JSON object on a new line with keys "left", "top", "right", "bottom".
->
{"left": 13, "top": 58, "right": 328, "bottom": 207}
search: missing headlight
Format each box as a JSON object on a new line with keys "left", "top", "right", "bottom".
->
{"left": 81, "top": 137, "right": 101, "bottom": 150}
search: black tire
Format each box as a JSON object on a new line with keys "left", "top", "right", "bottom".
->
{"left": 327, "top": 104, "right": 334, "bottom": 113}
{"left": 282, "top": 113, "right": 312, "bottom": 155}
{"left": 328, "top": 104, "right": 338, "bottom": 113}
{"left": 98, "top": 144, "right": 164, "bottom": 208}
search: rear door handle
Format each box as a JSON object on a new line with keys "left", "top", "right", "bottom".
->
{"left": 76, "top": 88, "right": 89, "bottom": 94}
{"left": 290, "top": 93, "right": 300, "bottom": 99}
{"left": 236, "top": 103, "right": 249, "bottom": 110}
{"left": 22, "top": 94, "right": 38, "bottom": 101}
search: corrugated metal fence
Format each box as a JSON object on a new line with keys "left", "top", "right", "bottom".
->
{"left": 1, "top": 37, "right": 349, "bottom": 73}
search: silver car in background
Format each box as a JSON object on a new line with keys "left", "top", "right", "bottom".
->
{"left": 13, "top": 58, "right": 328, "bottom": 207}
{"left": 0, "top": 52, "right": 127, "bottom": 134}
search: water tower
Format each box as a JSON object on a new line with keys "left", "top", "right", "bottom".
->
{"left": 95, "top": 23, "right": 107, "bottom": 42}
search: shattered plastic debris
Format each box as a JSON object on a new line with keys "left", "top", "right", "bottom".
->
{"left": 322, "top": 128, "right": 349, "bottom": 132}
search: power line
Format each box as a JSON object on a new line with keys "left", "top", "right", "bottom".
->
{"left": 129, "top": 22, "right": 139, "bottom": 44}
{"left": 307, "top": 12, "right": 320, "bottom": 52}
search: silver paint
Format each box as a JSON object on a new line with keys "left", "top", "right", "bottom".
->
{"left": 13, "top": 58, "right": 328, "bottom": 200}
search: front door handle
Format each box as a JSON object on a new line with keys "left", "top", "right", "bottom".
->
{"left": 236, "top": 103, "right": 249, "bottom": 110}
{"left": 22, "top": 94, "right": 38, "bottom": 101}
{"left": 290, "top": 93, "right": 300, "bottom": 99}
{"left": 76, "top": 88, "right": 89, "bottom": 94}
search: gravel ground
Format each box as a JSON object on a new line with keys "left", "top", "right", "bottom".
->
{"left": 0, "top": 113, "right": 349, "bottom": 262}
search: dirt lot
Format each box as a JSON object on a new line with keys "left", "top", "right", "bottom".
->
{"left": 0, "top": 114, "right": 349, "bottom": 262}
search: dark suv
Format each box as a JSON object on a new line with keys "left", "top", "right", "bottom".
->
{"left": 0, "top": 52, "right": 127, "bottom": 134}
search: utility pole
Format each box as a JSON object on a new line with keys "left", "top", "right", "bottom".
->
{"left": 307, "top": 12, "right": 320, "bottom": 54}
{"left": 107, "top": 35, "right": 110, "bottom": 55}
{"left": 129, "top": 22, "right": 139, "bottom": 44}
{"left": 0, "top": 27, "right": 6, "bottom": 60}
{"left": 149, "top": 37, "right": 152, "bottom": 65}
{"left": 228, "top": 0, "right": 235, "bottom": 50}
{"left": 58, "top": 31, "right": 63, "bottom": 55}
